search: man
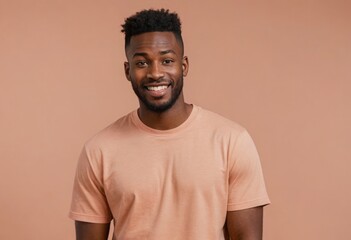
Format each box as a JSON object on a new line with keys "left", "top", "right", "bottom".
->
{"left": 69, "top": 9, "right": 270, "bottom": 240}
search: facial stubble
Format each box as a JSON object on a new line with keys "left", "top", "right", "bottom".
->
{"left": 131, "top": 76, "right": 184, "bottom": 113}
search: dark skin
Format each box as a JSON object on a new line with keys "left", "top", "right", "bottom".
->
{"left": 75, "top": 222, "right": 110, "bottom": 240}
{"left": 124, "top": 31, "right": 192, "bottom": 130}
{"left": 75, "top": 31, "right": 264, "bottom": 240}
{"left": 226, "top": 207, "right": 264, "bottom": 240}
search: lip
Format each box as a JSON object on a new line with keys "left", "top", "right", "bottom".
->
{"left": 143, "top": 82, "right": 171, "bottom": 87}
{"left": 144, "top": 83, "right": 171, "bottom": 98}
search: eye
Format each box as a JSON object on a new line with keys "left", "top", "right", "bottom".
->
{"left": 135, "top": 61, "right": 148, "bottom": 68}
{"left": 163, "top": 59, "right": 174, "bottom": 65}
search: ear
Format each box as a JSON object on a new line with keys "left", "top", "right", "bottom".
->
{"left": 124, "top": 61, "right": 131, "bottom": 81}
{"left": 182, "top": 56, "right": 189, "bottom": 77}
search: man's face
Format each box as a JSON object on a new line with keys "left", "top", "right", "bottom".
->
{"left": 124, "top": 32, "right": 188, "bottom": 112}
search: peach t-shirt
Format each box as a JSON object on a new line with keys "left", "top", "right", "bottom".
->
{"left": 69, "top": 105, "right": 270, "bottom": 239}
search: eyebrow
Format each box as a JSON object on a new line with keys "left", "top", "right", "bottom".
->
{"left": 160, "top": 50, "right": 176, "bottom": 55}
{"left": 132, "top": 49, "right": 177, "bottom": 58}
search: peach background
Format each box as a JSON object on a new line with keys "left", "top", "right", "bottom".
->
{"left": 1, "top": 0, "right": 350, "bottom": 239}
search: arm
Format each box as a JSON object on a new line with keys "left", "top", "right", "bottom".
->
{"left": 226, "top": 206, "right": 264, "bottom": 240}
{"left": 75, "top": 221, "right": 110, "bottom": 240}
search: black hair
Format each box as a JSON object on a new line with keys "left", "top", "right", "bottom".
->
{"left": 121, "top": 9, "right": 183, "bottom": 51}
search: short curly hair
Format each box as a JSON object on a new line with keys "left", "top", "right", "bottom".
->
{"left": 121, "top": 9, "right": 183, "bottom": 51}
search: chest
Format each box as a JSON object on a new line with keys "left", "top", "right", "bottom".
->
{"left": 103, "top": 136, "right": 229, "bottom": 203}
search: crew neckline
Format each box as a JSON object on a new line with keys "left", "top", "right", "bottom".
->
{"left": 131, "top": 105, "right": 200, "bottom": 136}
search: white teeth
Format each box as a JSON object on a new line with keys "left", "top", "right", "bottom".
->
{"left": 147, "top": 85, "right": 168, "bottom": 91}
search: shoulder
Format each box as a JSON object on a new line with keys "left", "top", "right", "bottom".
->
{"left": 196, "top": 106, "right": 247, "bottom": 137}
{"left": 194, "top": 107, "right": 259, "bottom": 163}
{"left": 84, "top": 110, "right": 136, "bottom": 151}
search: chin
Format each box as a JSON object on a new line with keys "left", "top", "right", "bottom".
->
{"left": 144, "top": 102, "right": 174, "bottom": 113}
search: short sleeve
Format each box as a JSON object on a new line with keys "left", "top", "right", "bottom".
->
{"left": 69, "top": 145, "right": 113, "bottom": 223}
{"left": 227, "top": 130, "right": 270, "bottom": 211}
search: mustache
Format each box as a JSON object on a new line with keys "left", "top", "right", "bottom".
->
{"left": 141, "top": 78, "right": 172, "bottom": 86}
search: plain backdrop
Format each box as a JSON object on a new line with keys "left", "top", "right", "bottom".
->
{"left": 1, "top": 0, "right": 350, "bottom": 239}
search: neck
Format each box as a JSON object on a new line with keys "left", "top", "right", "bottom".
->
{"left": 137, "top": 95, "right": 193, "bottom": 130}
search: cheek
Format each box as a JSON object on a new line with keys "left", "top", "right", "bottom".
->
{"left": 130, "top": 69, "right": 146, "bottom": 81}
{"left": 169, "top": 66, "right": 183, "bottom": 76}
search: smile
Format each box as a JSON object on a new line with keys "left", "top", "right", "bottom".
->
{"left": 145, "top": 85, "right": 169, "bottom": 91}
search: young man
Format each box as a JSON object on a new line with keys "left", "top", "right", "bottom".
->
{"left": 69, "top": 9, "right": 270, "bottom": 240}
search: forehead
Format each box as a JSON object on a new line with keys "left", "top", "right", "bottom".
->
{"left": 126, "top": 32, "right": 181, "bottom": 57}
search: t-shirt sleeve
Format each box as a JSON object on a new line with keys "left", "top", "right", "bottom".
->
{"left": 69, "top": 145, "right": 113, "bottom": 223}
{"left": 227, "top": 130, "right": 270, "bottom": 211}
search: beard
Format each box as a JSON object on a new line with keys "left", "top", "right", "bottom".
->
{"left": 131, "top": 76, "right": 184, "bottom": 113}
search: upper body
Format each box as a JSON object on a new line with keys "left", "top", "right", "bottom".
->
{"left": 69, "top": 9, "right": 270, "bottom": 240}
{"left": 70, "top": 105, "right": 270, "bottom": 239}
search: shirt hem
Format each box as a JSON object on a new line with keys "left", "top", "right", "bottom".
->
{"left": 227, "top": 197, "right": 271, "bottom": 211}
{"left": 69, "top": 211, "right": 112, "bottom": 224}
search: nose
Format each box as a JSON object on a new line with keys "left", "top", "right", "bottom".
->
{"left": 146, "top": 62, "right": 164, "bottom": 80}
